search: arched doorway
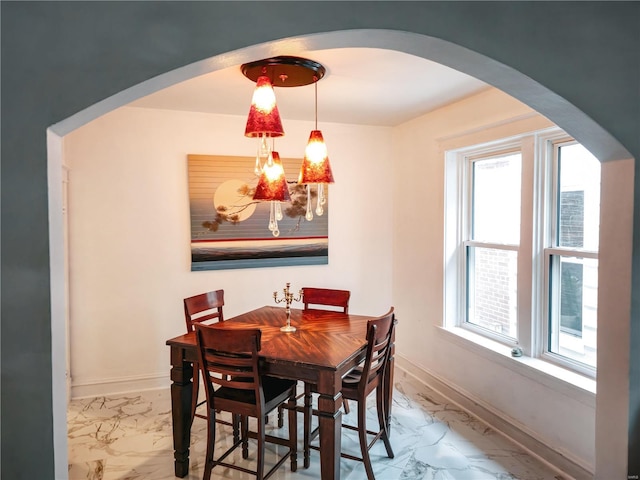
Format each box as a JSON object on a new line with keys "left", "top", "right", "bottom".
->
{"left": 48, "top": 29, "right": 633, "bottom": 479}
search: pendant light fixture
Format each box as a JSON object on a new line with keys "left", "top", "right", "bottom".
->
{"left": 298, "top": 80, "right": 334, "bottom": 220}
{"left": 252, "top": 151, "right": 290, "bottom": 237}
{"left": 241, "top": 56, "right": 329, "bottom": 236}
{"left": 244, "top": 75, "right": 284, "bottom": 175}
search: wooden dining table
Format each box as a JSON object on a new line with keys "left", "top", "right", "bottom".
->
{"left": 165, "top": 305, "right": 395, "bottom": 480}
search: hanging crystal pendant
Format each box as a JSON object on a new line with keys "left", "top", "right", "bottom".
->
{"left": 269, "top": 201, "right": 280, "bottom": 237}
{"left": 305, "top": 184, "right": 313, "bottom": 221}
{"left": 254, "top": 150, "right": 262, "bottom": 177}
{"left": 315, "top": 183, "right": 325, "bottom": 216}
{"left": 254, "top": 136, "right": 273, "bottom": 176}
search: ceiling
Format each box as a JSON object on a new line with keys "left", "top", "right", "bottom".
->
{"left": 129, "top": 48, "right": 490, "bottom": 127}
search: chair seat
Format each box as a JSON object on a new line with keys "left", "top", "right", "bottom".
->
{"left": 341, "top": 366, "right": 363, "bottom": 385}
{"left": 216, "top": 377, "right": 296, "bottom": 409}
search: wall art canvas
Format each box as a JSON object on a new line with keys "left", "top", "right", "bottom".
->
{"left": 188, "top": 154, "right": 329, "bottom": 271}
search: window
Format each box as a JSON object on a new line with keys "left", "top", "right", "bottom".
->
{"left": 467, "top": 152, "right": 521, "bottom": 340}
{"left": 545, "top": 141, "right": 600, "bottom": 369}
{"left": 445, "top": 128, "right": 600, "bottom": 376}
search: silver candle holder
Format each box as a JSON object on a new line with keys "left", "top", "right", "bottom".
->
{"left": 273, "top": 282, "right": 303, "bottom": 332}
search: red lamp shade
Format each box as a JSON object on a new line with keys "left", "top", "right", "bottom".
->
{"left": 253, "top": 152, "right": 291, "bottom": 202}
{"left": 245, "top": 75, "right": 285, "bottom": 138}
{"left": 298, "top": 130, "right": 334, "bottom": 184}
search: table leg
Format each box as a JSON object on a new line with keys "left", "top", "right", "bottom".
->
{"left": 316, "top": 373, "right": 343, "bottom": 480}
{"left": 170, "top": 346, "right": 194, "bottom": 478}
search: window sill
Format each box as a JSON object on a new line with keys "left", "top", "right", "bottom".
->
{"left": 436, "top": 326, "right": 596, "bottom": 407}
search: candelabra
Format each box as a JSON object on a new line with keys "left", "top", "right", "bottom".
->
{"left": 273, "top": 282, "right": 303, "bottom": 332}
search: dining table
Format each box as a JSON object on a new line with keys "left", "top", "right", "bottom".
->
{"left": 165, "top": 305, "right": 395, "bottom": 480}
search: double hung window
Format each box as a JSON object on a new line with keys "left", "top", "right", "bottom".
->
{"left": 544, "top": 140, "right": 600, "bottom": 370}
{"left": 445, "top": 128, "right": 600, "bottom": 376}
{"left": 466, "top": 150, "right": 521, "bottom": 341}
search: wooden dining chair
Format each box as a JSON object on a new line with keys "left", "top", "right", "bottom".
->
{"left": 195, "top": 324, "right": 298, "bottom": 480}
{"left": 307, "top": 307, "right": 396, "bottom": 480}
{"left": 302, "top": 287, "right": 350, "bottom": 313}
{"left": 278, "top": 288, "right": 351, "bottom": 428}
{"left": 277, "top": 287, "right": 351, "bottom": 467}
{"left": 184, "top": 290, "right": 225, "bottom": 426}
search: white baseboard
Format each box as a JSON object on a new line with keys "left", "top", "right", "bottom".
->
{"left": 394, "top": 355, "right": 593, "bottom": 480}
{"left": 70, "top": 373, "right": 170, "bottom": 399}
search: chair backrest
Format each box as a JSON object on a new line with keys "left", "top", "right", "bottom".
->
{"left": 194, "top": 324, "right": 262, "bottom": 406}
{"left": 301, "top": 287, "right": 350, "bottom": 313}
{"left": 184, "top": 289, "right": 225, "bottom": 332}
{"left": 359, "top": 307, "right": 396, "bottom": 390}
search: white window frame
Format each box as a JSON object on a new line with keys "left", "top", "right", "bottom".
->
{"left": 537, "top": 131, "right": 598, "bottom": 377}
{"left": 444, "top": 126, "right": 598, "bottom": 379}
{"left": 462, "top": 145, "right": 525, "bottom": 345}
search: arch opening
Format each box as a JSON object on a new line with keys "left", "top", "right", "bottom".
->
{"left": 48, "top": 28, "right": 633, "bottom": 478}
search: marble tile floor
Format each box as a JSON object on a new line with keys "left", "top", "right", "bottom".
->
{"left": 68, "top": 371, "right": 566, "bottom": 480}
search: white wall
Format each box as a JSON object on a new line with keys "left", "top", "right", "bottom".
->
{"left": 595, "top": 156, "right": 634, "bottom": 479}
{"left": 391, "top": 88, "right": 599, "bottom": 472}
{"left": 64, "top": 106, "right": 393, "bottom": 397}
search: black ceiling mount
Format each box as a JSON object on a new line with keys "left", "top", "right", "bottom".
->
{"left": 241, "top": 56, "right": 326, "bottom": 87}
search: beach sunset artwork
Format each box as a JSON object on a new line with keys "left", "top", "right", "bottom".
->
{"left": 187, "top": 154, "right": 329, "bottom": 271}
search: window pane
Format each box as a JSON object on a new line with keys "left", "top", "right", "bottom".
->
{"left": 472, "top": 153, "right": 521, "bottom": 244}
{"left": 549, "top": 255, "right": 598, "bottom": 367}
{"left": 467, "top": 246, "right": 518, "bottom": 338}
{"left": 557, "top": 144, "right": 600, "bottom": 250}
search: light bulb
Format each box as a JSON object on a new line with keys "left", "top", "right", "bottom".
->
{"left": 251, "top": 76, "right": 277, "bottom": 113}
{"left": 305, "top": 135, "right": 328, "bottom": 165}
